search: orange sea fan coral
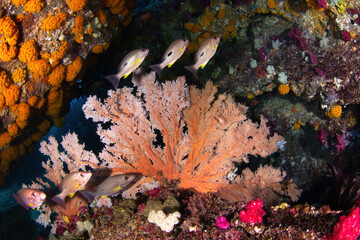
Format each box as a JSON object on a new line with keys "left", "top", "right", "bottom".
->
{"left": 41, "top": 12, "right": 67, "bottom": 32}
{"left": 10, "top": 102, "right": 31, "bottom": 121}
{"left": 0, "top": 71, "right": 12, "bottom": 91}
{"left": 27, "top": 59, "right": 51, "bottom": 80}
{"left": 66, "top": 56, "right": 82, "bottom": 81}
{"left": 23, "top": 0, "right": 44, "bottom": 13}
{"left": 82, "top": 72, "right": 285, "bottom": 197}
{"left": 3, "top": 84, "right": 20, "bottom": 106}
{"left": 18, "top": 39, "right": 38, "bottom": 63}
{"left": 12, "top": 68, "right": 27, "bottom": 83}
{"left": 65, "top": 0, "right": 87, "bottom": 12}
{"left": 47, "top": 65, "right": 66, "bottom": 86}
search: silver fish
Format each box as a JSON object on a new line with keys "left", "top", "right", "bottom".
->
{"left": 105, "top": 48, "right": 149, "bottom": 89}
{"left": 184, "top": 36, "right": 220, "bottom": 80}
{"left": 81, "top": 173, "right": 142, "bottom": 202}
{"left": 149, "top": 38, "right": 189, "bottom": 78}
{"left": 51, "top": 171, "right": 92, "bottom": 209}
{"left": 12, "top": 188, "right": 46, "bottom": 211}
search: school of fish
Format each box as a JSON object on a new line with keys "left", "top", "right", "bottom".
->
{"left": 13, "top": 171, "right": 142, "bottom": 210}
{"left": 105, "top": 36, "right": 220, "bottom": 88}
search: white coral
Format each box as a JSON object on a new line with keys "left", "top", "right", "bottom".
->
{"left": 148, "top": 210, "right": 181, "bottom": 232}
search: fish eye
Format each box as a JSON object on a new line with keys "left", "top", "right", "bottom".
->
{"left": 125, "top": 176, "right": 129, "bottom": 180}
{"left": 80, "top": 173, "right": 84, "bottom": 177}
{"left": 167, "top": 51, "right": 173, "bottom": 57}
{"left": 32, "top": 193, "right": 36, "bottom": 197}
{"left": 200, "top": 52, "right": 205, "bottom": 57}
{"left": 124, "top": 63, "right": 128, "bottom": 67}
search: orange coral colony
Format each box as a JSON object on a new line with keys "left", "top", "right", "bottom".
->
{"left": 41, "top": 12, "right": 67, "bottom": 31}
{"left": 0, "top": 0, "right": 135, "bottom": 180}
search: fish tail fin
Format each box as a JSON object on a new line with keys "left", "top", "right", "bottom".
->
{"left": 12, "top": 193, "right": 29, "bottom": 211}
{"left": 51, "top": 194, "right": 66, "bottom": 209}
{"left": 80, "top": 191, "right": 95, "bottom": 202}
{"left": 105, "top": 74, "right": 120, "bottom": 89}
{"left": 184, "top": 65, "right": 198, "bottom": 80}
{"left": 149, "top": 64, "right": 163, "bottom": 78}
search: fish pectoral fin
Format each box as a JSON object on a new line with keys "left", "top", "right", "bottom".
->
{"left": 167, "top": 62, "right": 175, "bottom": 68}
{"left": 201, "top": 63, "right": 207, "bottom": 69}
{"left": 68, "top": 192, "right": 75, "bottom": 198}
{"left": 110, "top": 186, "right": 122, "bottom": 193}
{"left": 28, "top": 203, "right": 35, "bottom": 207}
{"left": 100, "top": 196, "right": 106, "bottom": 198}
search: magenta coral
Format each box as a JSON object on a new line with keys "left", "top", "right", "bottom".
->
{"left": 323, "top": 207, "right": 360, "bottom": 240}
{"left": 239, "top": 199, "right": 266, "bottom": 224}
{"left": 341, "top": 30, "right": 351, "bottom": 42}
{"left": 216, "top": 216, "right": 230, "bottom": 229}
{"left": 316, "top": 0, "right": 327, "bottom": 9}
{"left": 288, "top": 27, "right": 307, "bottom": 51}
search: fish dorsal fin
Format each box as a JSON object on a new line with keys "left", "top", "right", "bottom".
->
{"left": 167, "top": 62, "right": 175, "bottom": 68}
{"left": 68, "top": 192, "right": 75, "bottom": 198}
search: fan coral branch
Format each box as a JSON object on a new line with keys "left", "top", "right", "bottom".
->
{"left": 83, "top": 71, "right": 288, "bottom": 200}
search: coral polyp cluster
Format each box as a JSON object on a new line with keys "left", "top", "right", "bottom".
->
{"left": 0, "top": 0, "right": 135, "bottom": 182}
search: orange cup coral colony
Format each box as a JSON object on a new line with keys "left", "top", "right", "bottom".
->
{"left": 0, "top": 0, "right": 135, "bottom": 178}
